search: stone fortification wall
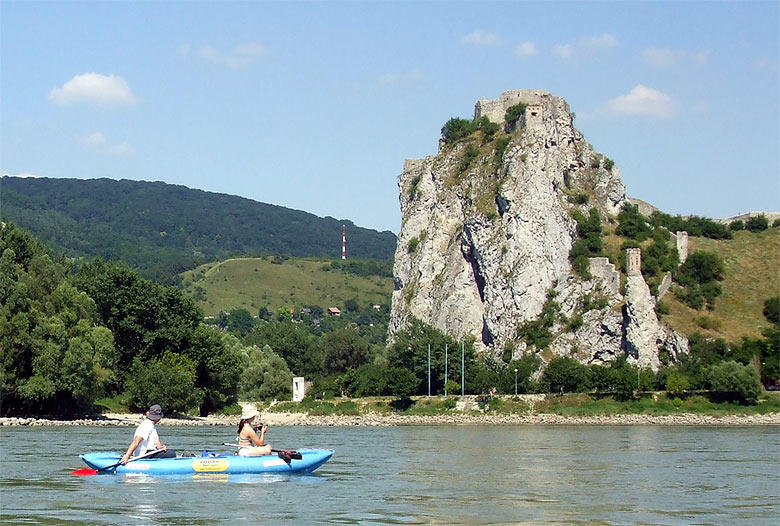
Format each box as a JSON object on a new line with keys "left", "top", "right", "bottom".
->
{"left": 473, "top": 90, "right": 570, "bottom": 127}
{"left": 656, "top": 273, "right": 673, "bottom": 301}
{"left": 588, "top": 257, "right": 621, "bottom": 297}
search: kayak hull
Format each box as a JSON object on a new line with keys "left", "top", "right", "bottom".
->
{"left": 79, "top": 448, "right": 333, "bottom": 475}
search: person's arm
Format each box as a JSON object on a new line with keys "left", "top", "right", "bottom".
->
{"left": 247, "top": 424, "right": 267, "bottom": 447}
{"left": 155, "top": 436, "right": 167, "bottom": 451}
{"left": 121, "top": 436, "right": 143, "bottom": 464}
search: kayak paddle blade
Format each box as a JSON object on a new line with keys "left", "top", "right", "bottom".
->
{"left": 71, "top": 468, "right": 99, "bottom": 476}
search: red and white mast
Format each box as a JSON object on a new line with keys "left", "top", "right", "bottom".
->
{"left": 341, "top": 225, "right": 347, "bottom": 260}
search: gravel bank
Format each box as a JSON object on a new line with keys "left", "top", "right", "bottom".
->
{"left": 2, "top": 412, "right": 778, "bottom": 427}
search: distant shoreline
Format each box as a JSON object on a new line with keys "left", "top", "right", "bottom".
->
{"left": 2, "top": 411, "right": 778, "bottom": 427}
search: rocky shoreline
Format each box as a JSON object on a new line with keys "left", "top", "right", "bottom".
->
{"left": 2, "top": 411, "right": 778, "bottom": 427}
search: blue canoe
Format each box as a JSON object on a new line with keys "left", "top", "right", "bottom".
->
{"left": 79, "top": 448, "right": 333, "bottom": 475}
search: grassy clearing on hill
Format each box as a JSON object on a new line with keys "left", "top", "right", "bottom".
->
{"left": 662, "top": 228, "right": 779, "bottom": 342}
{"left": 180, "top": 256, "right": 393, "bottom": 316}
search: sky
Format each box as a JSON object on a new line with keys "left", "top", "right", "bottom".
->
{"left": 1, "top": 1, "right": 778, "bottom": 234}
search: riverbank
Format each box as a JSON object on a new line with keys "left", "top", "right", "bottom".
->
{"left": 2, "top": 411, "right": 779, "bottom": 427}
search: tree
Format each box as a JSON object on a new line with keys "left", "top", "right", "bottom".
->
{"left": 225, "top": 308, "right": 255, "bottom": 336}
{"left": 124, "top": 355, "right": 202, "bottom": 413}
{"left": 746, "top": 214, "right": 769, "bottom": 232}
{"left": 705, "top": 361, "right": 762, "bottom": 405}
{"left": 542, "top": 356, "right": 591, "bottom": 393}
{"left": 499, "top": 355, "right": 541, "bottom": 394}
{"left": 238, "top": 344, "right": 293, "bottom": 401}
{"left": 321, "top": 328, "right": 371, "bottom": 375}
{"left": 616, "top": 204, "right": 652, "bottom": 242}
{"left": 246, "top": 319, "right": 320, "bottom": 376}
{"left": 387, "top": 318, "right": 475, "bottom": 395}
{"left": 0, "top": 224, "right": 117, "bottom": 416}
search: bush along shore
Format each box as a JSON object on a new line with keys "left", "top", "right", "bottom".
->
{"left": 2, "top": 393, "right": 779, "bottom": 427}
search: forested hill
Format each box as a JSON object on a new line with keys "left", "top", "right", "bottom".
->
{"left": 0, "top": 176, "right": 397, "bottom": 282}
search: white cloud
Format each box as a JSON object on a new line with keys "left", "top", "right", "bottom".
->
{"left": 196, "top": 42, "right": 268, "bottom": 69}
{"left": 642, "top": 47, "right": 710, "bottom": 67}
{"left": 514, "top": 42, "right": 537, "bottom": 57}
{"left": 554, "top": 33, "right": 618, "bottom": 59}
{"left": 462, "top": 30, "right": 501, "bottom": 47}
{"left": 598, "top": 85, "right": 677, "bottom": 118}
{"left": 378, "top": 68, "right": 423, "bottom": 86}
{"left": 83, "top": 132, "right": 133, "bottom": 155}
{"left": 49, "top": 73, "right": 136, "bottom": 107}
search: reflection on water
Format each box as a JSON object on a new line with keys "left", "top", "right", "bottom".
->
{"left": 0, "top": 425, "right": 778, "bottom": 525}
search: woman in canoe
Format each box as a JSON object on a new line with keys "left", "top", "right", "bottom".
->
{"left": 237, "top": 404, "right": 272, "bottom": 456}
{"left": 120, "top": 404, "right": 176, "bottom": 464}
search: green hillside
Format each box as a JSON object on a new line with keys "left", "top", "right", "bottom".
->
{"left": 0, "top": 176, "right": 397, "bottom": 283}
{"left": 181, "top": 256, "right": 394, "bottom": 316}
{"left": 663, "top": 228, "right": 779, "bottom": 342}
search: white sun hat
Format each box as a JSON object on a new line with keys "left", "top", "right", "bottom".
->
{"left": 241, "top": 404, "right": 259, "bottom": 420}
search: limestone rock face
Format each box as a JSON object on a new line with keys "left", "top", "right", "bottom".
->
{"left": 389, "top": 90, "right": 686, "bottom": 370}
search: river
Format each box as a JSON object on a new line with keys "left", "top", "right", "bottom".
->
{"left": 1, "top": 425, "right": 778, "bottom": 525}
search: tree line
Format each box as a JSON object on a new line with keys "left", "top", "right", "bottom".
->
{"left": 2, "top": 222, "right": 776, "bottom": 418}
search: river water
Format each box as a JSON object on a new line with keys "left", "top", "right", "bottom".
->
{"left": 0, "top": 425, "right": 778, "bottom": 525}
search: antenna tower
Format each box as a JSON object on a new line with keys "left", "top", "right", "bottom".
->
{"left": 341, "top": 225, "right": 347, "bottom": 260}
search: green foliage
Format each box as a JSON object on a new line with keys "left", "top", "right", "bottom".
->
{"left": 321, "top": 328, "right": 370, "bottom": 375}
{"left": 568, "top": 208, "right": 603, "bottom": 278}
{"left": 441, "top": 117, "right": 475, "bottom": 144}
{"left": 704, "top": 361, "right": 762, "bottom": 405}
{"left": 124, "top": 356, "right": 202, "bottom": 414}
{"left": 603, "top": 157, "right": 615, "bottom": 171}
{"left": 246, "top": 319, "right": 320, "bottom": 377}
{"left": 542, "top": 356, "right": 591, "bottom": 393}
{"left": 675, "top": 251, "right": 725, "bottom": 310}
{"left": 224, "top": 308, "right": 255, "bottom": 336}
{"left": 387, "top": 317, "right": 475, "bottom": 395}
{"left": 236, "top": 342, "right": 293, "bottom": 401}
{"left": 493, "top": 137, "right": 510, "bottom": 166}
{"left": 0, "top": 223, "right": 117, "bottom": 416}
{"left": 504, "top": 103, "right": 527, "bottom": 124}
{"left": 407, "top": 237, "right": 420, "bottom": 254}
{"left": 326, "top": 258, "right": 393, "bottom": 278}
{"left": 444, "top": 379, "right": 461, "bottom": 395}
{"left": 408, "top": 175, "right": 422, "bottom": 200}
{"left": 729, "top": 220, "right": 744, "bottom": 231}
{"left": 763, "top": 297, "right": 780, "bottom": 324}
{"left": 648, "top": 211, "right": 732, "bottom": 240}
{"left": 458, "top": 144, "right": 480, "bottom": 174}
{"left": 616, "top": 203, "right": 652, "bottom": 241}
{"left": 516, "top": 291, "right": 559, "bottom": 350}
{"left": 746, "top": 214, "right": 769, "bottom": 232}
{"left": 1, "top": 177, "right": 396, "bottom": 284}
{"left": 386, "top": 367, "right": 420, "bottom": 399}
{"left": 501, "top": 355, "right": 542, "bottom": 394}
{"left": 665, "top": 371, "right": 693, "bottom": 397}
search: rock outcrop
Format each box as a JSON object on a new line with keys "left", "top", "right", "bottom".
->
{"left": 389, "top": 89, "right": 687, "bottom": 371}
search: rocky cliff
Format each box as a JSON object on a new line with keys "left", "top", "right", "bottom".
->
{"left": 389, "top": 89, "right": 687, "bottom": 370}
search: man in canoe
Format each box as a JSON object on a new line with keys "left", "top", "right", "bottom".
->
{"left": 120, "top": 404, "right": 176, "bottom": 464}
{"left": 236, "top": 404, "right": 272, "bottom": 456}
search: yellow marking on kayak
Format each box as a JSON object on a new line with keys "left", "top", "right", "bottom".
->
{"left": 192, "top": 458, "right": 229, "bottom": 472}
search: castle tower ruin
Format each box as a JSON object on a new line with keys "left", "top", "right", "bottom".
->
{"left": 676, "top": 231, "right": 688, "bottom": 263}
{"left": 626, "top": 248, "right": 642, "bottom": 276}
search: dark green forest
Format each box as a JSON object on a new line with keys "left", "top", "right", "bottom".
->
{"left": 0, "top": 176, "right": 396, "bottom": 283}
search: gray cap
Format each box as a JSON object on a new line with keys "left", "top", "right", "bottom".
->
{"left": 148, "top": 404, "right": 164, "bottom": 420}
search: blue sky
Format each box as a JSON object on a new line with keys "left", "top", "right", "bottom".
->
{"left": 2, "top": 1, "right": 778, "bottom": 234}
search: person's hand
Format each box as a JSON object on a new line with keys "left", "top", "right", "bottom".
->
{"left": 120, "top": 454, "right": 130, "bottom": 465}
{"left": 160, "top": 444, "right": 167, "bottom": 452}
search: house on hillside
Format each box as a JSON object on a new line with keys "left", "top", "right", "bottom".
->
{"left": 326, "top": 307, "right": 341, "bottom": 317}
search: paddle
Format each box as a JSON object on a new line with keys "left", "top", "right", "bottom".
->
{"left": 221, "top": 442, "right": 303, "bottom": 461}
{"left": 71, "top": 448, "right": 164, "bottom": 476}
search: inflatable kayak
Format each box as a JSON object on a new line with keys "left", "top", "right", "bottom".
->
{"left": 79, "top": 448, "right": 333, "bottom": 475}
